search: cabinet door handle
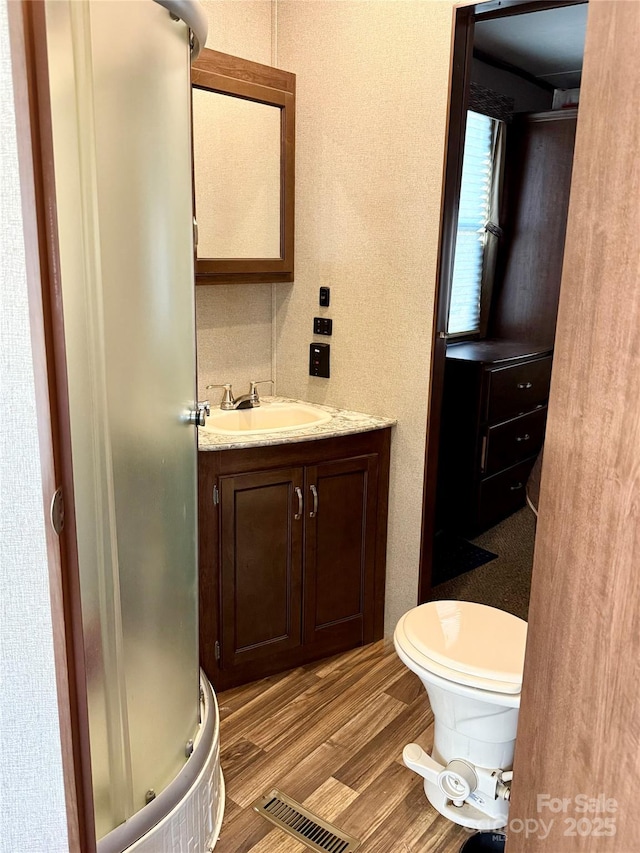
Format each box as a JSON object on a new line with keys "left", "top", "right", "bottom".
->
{"left": 517, "top": 381, "right": 533, "bottom": 390}
{"left": 309, "top": 484, "right": 318, "bottom": 518}
{"left": 510, "top": 482, "right": 524, "bottom": 491}
{"left": 294, "top": 487, "right": 303, "bottom": 520}
{"left": 516, "top": 433, "right": 531, "bottom": 442}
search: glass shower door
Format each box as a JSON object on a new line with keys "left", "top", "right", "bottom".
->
{"left": 45, "top": 0, "right": 199, "bottom": 837}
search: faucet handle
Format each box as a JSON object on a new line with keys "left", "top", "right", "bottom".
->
{"left": 249, "top": 379, "right": 274, "bottom": 405}
{"left": 206, "top": 383, "right": 235, "bottom": 410}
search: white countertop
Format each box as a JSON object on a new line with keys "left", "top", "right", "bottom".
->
{"left": 198, "top": 396, "right": 396, "bottom": 452}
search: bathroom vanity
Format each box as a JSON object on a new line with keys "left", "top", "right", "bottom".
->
{"left": 198, "top": 400, "right": 394, "bottom": 690}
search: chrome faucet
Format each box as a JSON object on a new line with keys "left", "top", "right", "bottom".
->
{"left": 206, "top": 380, "right": 273, "bottom": 410}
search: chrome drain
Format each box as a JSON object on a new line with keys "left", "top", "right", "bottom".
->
{"left": 252, "top": 788, "right": 361, "bottom": 852}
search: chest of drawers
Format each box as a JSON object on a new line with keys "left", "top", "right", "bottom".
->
{"left": 437, "top": 340, "right": 553, "bottom": 537}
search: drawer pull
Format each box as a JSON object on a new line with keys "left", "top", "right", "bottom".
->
{"left": 294, "top": 486, "right": 303, "bottom": 520}
{"left": 517, "top": 381, "right": 533, "bottom": 390}
{"left": 510, "top": 482, "right": 524, "bottom": 491}
{"left": 309, "top": 484, "right": 318, "bottom": 518}
{"left": 516, "top": 434, "right": 531, "bottom": 443}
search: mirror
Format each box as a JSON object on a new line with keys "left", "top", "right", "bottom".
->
{"left": 191, "top": 49, "right": 295, "bottom": 284}
{"left": 193, "top": 91, "right": 281, "bottom": 259}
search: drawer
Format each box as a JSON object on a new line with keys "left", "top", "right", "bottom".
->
{"left": 478, "top": 457, "right": 537, "bottom": 531}
{"left": 486, "top": 356, "right": 552, "bottom": 423}
{"left": 482, "top": 407, "right": 547, "bottom": 476}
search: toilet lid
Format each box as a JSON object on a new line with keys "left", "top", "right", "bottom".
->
{"left": 402, "top": 601, "right": 527, "bottom": 692}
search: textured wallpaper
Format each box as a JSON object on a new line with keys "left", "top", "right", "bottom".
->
{"left": 0, "top": 0, "right": 69, "bottom": 849}
{"left": 275, "top": 0, "right": 456, "bottom": 633}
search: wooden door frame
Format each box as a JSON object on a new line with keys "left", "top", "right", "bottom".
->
{"left": 417, "top": 0, "right": 587, "bottom": 603}
{"left": 7, "top": 2, "right": 96, "bottom": 851}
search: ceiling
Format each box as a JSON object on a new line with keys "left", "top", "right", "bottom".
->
{"left": 474, "top": 3, "right": 588, "bottom": 90}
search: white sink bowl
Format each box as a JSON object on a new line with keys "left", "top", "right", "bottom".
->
{"left": 201, "top": 402, "right": 332, "bottom": 435}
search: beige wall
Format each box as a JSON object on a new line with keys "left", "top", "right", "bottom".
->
{"left": 201, "top": 0, "right": 274, "bottom": 63}
{"left": 196, "top": 0, "right": 456, "bottom": 632}
{"left": 0, "top": 0, "right": 69, "bottom": 845}
{"left": 196, "top": 0, "right": 276, "bottom": 400}
{"left": 275, "top": 0, "right": 454, "bottom": 632}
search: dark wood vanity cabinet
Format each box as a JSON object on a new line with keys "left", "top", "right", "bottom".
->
{"left": 199, "top": 429, "right": 391, "bottom": 690}
{"left": 437, "top": 341, "right": 552, "bottom": 538}
{"left": 219, "top": 466, "right": 304, "bottom": 671}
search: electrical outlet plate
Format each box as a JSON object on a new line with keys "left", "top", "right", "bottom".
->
{"left": 309, "top": 342, "right": 330, "bottom": 378}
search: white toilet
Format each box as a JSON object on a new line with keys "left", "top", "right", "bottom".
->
{"left": 394, "top": 600, "right": 527, "bottom": 830}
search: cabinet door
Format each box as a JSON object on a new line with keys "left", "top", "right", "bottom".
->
{"left": 219, "top": 467, "right": 304, "bottom": 669}
{"left": 304, "top": 455, "right": 379, "bottom": 650}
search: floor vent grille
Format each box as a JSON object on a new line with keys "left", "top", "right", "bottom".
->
{"left": 252, "top": 789, "right": 361, "bottom": 852}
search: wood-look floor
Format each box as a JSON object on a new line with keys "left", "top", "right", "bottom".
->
{"left": 215, "top": 641, "right": 470, "bottom": 852}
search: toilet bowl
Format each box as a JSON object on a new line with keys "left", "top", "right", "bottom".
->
{"left": 394, "top": 600, "right": 527, "bottom": 830}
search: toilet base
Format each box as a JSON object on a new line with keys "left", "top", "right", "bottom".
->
{"left": 423, "top": 777, "right": 508, "bottom": 831}
{"left": 393, "top": 602, "right": 525, "bottom": 833}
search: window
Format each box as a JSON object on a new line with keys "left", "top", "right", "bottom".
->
{"left": 447, "top": 110, "right": 503, "bottom": 337}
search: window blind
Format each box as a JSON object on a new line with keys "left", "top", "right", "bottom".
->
{"left": 447, "top": 111, "right": 495, "bottom": 335}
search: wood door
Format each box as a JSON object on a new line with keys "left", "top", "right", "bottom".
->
{"left": 491, "top": 111, "right": 577, "bottom": 347}
{"left": 219, "top": 467, "right": 304, "bottom": 670}
{"left": 507, "top": 1, "right": 640, "bottom": 850}
{"left": 303, "top": 455, "right": 379, "bottom": 651}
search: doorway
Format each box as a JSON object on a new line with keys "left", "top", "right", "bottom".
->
{"left": 419, "top": 0, "right": 588, "bottom": 610}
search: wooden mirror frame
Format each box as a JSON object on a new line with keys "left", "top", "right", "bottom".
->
{"left": 191, "top": 49, "right": 295, "bottom": 285}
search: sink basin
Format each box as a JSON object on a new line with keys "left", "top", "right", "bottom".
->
{"left": 201, "top": 402, "right": 332, "bottom": 435}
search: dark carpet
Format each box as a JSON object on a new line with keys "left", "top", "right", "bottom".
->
{"left": 432, "top": 532, "right": 498, "bottom": 585}
{"left": 431, "top": 508, "right": 536, "bottom": 621}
